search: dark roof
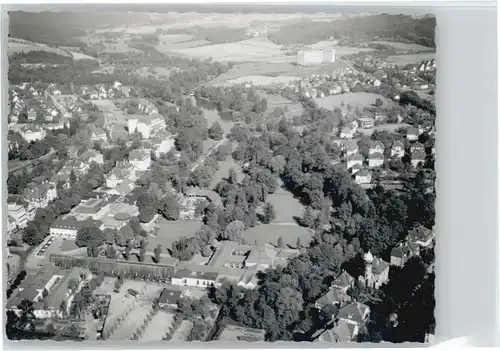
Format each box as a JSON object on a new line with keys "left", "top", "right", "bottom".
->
{"left": 185, "top": 187, "right": 223, "bottom": 207}
{"left": 51, "top": 217, "right": 103, "bottom": 231}
{"left": 158, "top": 288, "right": 183, "bottom": 305}
{"left": 316, "top": 286, "right": 348, "bottom": 307}
{"left": 338, "top": 302, "right": 370, "bottom": 325}
{"left": 372, "top": 257, "right": 390, "bottom": 275}
{"left": 332, "top": 271, "right": 355, "bottom": 289}
{"left": 368, "top": 152, "right": 384, "bottom": 160}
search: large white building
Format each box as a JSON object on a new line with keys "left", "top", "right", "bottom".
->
{"left": 127, "top": 114, "right": 166, "bottom": 139}
{"left": 322, "top": 48, "right": 336, "bottom": 62}
{"left": 297, "top": 50, "right": 324, "bottom": 66}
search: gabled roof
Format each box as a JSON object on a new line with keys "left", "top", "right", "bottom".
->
{"left": 368, "top": 152, "right": 384, "bottom": 160}
{"left": 392, "top": 140, "right": 405, "bottom": 148}
{"left": 333, "top": 319, "right": 358, "bottom": 342}
{"left": 316, "top": 286, "right": 348, "bottom": 307}
{"left": 356, "top": 169, "right": 371, "bottom": 178}
{"left": 158, "top": 287, "right": 183, "bottom": 305}
{"left": 372, "top": 257, "right": 390, "bottom": 275}
{"left": 332, "top": 270, "right": 355, "bottom": 289}
{"left": 347, "top": 154, "right": 363, "bottom": 161}
{"left": 337, "top": 302, "right": 370, "bottom": 325}
{"left": 411, "top": 150, "right": 426, "bottom": 160}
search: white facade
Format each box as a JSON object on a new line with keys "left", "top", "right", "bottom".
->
{"left": 322, "top": 49, "right": 336, "bottom": 63}
{"left": 171, "top": 276, "right": 217, "bottom": 288}
{"left": 130, "top": 153, "right": 152, "bottom": 172}
{"left": 154, "top": 139, "right": 175, "bottom": 157}
{"left": 355, "top": 172, "right": 372, "bottom": 185}
{"left": 8, "top": 203, "right": 27, "bottom": 228}
{"left": 347, "top": 156, "right": 363, "bottom": 170}
{"left": 127, "top": 118, "right": 166, "bottom": 139}
{"left": 297, "top": 50, "right": 323, "bottom": 66}
{"left": 50, "top": 226, "right": 78, "bottom": 238}
{"left": 411, "top": 158, "right": 425, "bottom": 168}
{"left": 391, "top": 145, "right": 405, "bottom": 158}
{"left": 21, "top": 129, "right": 47, "bottom": 142}
{"left": 368, "top": 157, "right": 384, "bottom": 168}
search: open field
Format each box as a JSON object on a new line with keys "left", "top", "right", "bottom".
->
{"left": 171, "top": 37, "right": 289, "bottom": 62}
{"left": 311, "top": 41, "right": 374, "bottom": 56}
{"left": 140, "top": 310, "right": 175, "bottom": 342}
{"left": 257, "top": 92, "right": 305, "bottom": 118}
{"left": 370, "top": 40, "right": 435, "bottom": 52}
{"left": 385, "top": 53, "right": 436, "bottom": 66}
{"left": 210, "top": 60, "right": 350, "bottom": 86}
{"left": 200, "top": 108, "right": 234, "bottom": 135}
{"left": 156, "top": 34, "right": 211, "bottom": 52}
{"left": 210, "top": 157, "right": 243, "bottom": 189}
{"left": 227, "top": 75, "right": 301, "bottom": 86}
{"left": 314, "top": 92, "right": 393, "bottom": 110}
{"left": 8, "top": 38, "right": 72, "bottom": 57}
{"left": 150, "top": 220, "right": 203, "bottom": 249}
{"left": 266, "top": 189, "right": 305, "bottom": 224}
{"left": 243, "top": 223, "right": 313, "bottom": 248}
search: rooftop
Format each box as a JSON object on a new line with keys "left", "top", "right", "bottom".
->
{"left": 158, "top": 287, "right": 183, "bottom": 305}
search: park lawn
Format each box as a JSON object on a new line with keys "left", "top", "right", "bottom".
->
{"left": 59, "top": 238, "right": 79, "bottom": 252}
{"left": 210, "top": 157, "right": 243, "bottom": 189}
{"left": 314, "top": 92, "right": 393, "bottom": 111}
{"left": 201, "top": 108, "right": 234, "bottom": 135}
{"left": 266, "top": 190, "right": 305, "bottom": 224}
{"left": 242, "top": 224, "right": 313, "bottom": 248}
{"left": 140, "top": 310, "right": 175, "bottom": 342}
{"left": 385, "top": 52, "right": 436, "bottom": 66}
{"left": 149, "top": 220, "right": 203, "bottom": 250}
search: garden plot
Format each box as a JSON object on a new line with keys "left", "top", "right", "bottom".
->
{"left": 170, "top": 320, "right": 194, "bottom": 342}
{"left": 140, "top": 310, "right": 175, "bottom": 342}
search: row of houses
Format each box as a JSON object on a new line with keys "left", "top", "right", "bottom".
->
{"left": 79, "top": 81, "right": 135, "bottom": 100}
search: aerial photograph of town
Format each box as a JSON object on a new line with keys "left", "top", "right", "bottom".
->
{"left": 5, "top": 5, "right": 436, "bottom": 344}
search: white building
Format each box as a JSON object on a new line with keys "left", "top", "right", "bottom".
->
{"left": 127, "top": 115, "right": 166, "bottom": 139}
{"left": 368, "top": 153, "right": 384, "bottom": 168}
{"left": 347, "top": 154, "right": 363, "bottom": 170}
{"left": 8, "top": 202, "right": 28, "bottom": 228}
{"left": 322, "top": 48, "right": 336, "bottom": 63}
{"left": 297, "top": 50, "right": 323, "bottom": 66}
{"left": 355, "top": 169, "right": 372, "bottom": 185}
{"left": 171, "top": 268, "right": 218, "bottom": 288}
{"left": 129, "top": 149, "right": 152, "bottom": 171}
{"left": 391, "top": 140, "right": 405, "bottom": 158}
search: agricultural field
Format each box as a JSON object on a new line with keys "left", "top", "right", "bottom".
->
{"left": 140, "top": 310, "right": 175, "bottom": 342}
{"left": 385, "top": 52, "right": 436, "bottom": 66}
{"left": 156, "top": 34, "right": 211, "bottom": 52}
{"left": 171, "top": 37, "right": 290, "bottom": 62}
{"left": 210, "top": 60, "right": 350, "bottom": 86}
{"left": 311, "top": 41, "right": 374, "bottom": 57}
{"left": 314, "top": 92, "right": 393, "bottom": 111}
{"left": 149, "top": 220, "right": 204, "bottom": 250}
{"left": 370, "top": 40, "right": 435, "bottom": 52}
{"left": 227, "top": 75, "right": 301, "bottom": 86}
{"left": 8, "top": 38, "right": 72, "bottom": 57}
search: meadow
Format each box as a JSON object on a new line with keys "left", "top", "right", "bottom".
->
{"left": 314, "top": 92, "right": 393, "bottom": 110}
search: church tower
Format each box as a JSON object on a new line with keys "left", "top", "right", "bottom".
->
{"left": 363, "top": 250, "right": 374, "bottom": 288}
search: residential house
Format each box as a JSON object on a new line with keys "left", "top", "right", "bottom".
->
{"left": 360, "top": 251, "right": 390, "bottom": 289}
{"left": 346, "top": 154, "right": 363, "bottom": 170}
{"left": 336, "top": 301, "right": 370, "bottom": 337}
{"left": 90, "top": 126, "right": 108, "bottom": 143}
{"left": 23, "top": 182, "right": 58, "bottom": 214}
{"left": 121, "top": 86, "right": 131, "bottom": 98}
{"left": 152, "top": 135, "right": 176, "bottom": 158}
{"left": 369, "top": 141, "right": 385, "bottom": 155}
{"left": 27, "top": 108, "right": 37, "bottom": 121}
{"left": 368, "top": 152, "right": 384, "bottom": 168}
{"left": 106, "top": 162, "right": 137, "bottom": 188}
{"left": 410, "top": 142, "right": 425, "bottom": 154}
{"left": 81, "top": 149, "right": 104, "bottom": 165}
{"left": 411, "top": 150, "right": 426, "bottom": 168}
{"left": 137, "top": 98, "right": 159, "bottom": 115}
{"left": 127, "top": 114, "right": 166, "bottom": 139}
{"left": 339, "top": 125, "right": 356, "bottom": 139}
{"left": 358, "top": 117, "right": 375, "bottom": 129}
{"left": 8, "top": 202, "right": 28, "bottom": 228}
{"left": 129, "top": 149, "right": 152, "bottom": 171}
{"left": 109, "top": 124, "right": 129, "bottom": 142}
{"left": 355, "top": 169, "right": 372, "bottom": 185}
{"left": 350, "top": 163, "right": 363, "bottom": 175}
{"left": 343, "top": 140, "right": 359, "bottom": 157}
{"left": 185, "top": 187, "right": 223, "bottom": 208}
{"left": 406, "top": 127, "right": 420, "bottom": 141}
{"left": 6, "top": 267, "right": 89, "bottom": 319}
{"left": 19, "top": 125, "right": 46, "bottom": 142}
{"left": 158, "top": 287, "right": 184, "bottom": 309}
{"left": 408, "top": 225, "right": 435, "bottom": 248}
{"left": 391, "top": 140, "right": 405, "bottom": 158}
{"left": 390, "top": 240, "right": 420, "bottom": 267}
{"left": 72, "top": 197, "right": 110, "bottom": 220}
{"left": 7, "top": 215, "right": 17, "bottom": 236}
{"left": 315, "top": 320, "right": 359, "bottom": 343}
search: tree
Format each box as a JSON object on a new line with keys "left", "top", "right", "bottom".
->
{"left": 171, "top": 237, "right": 198, "bottom": 261}
{"left": 154, "top": 244, "right": 162, "bottom": 263}
{"left": 76, "top": 224, "right": 105, "bottom": 247}
{"left": 277, "top": 236, "right": 285, "bottom": 248}
{"left": 262, "top": 202, "right": 276, "bottom": 224}
{"left": 159, "top": 194, "right": 180, "bottom": 220}
{"left": 105, "top": 245, "right": 117, "bottom": 259}
{"left": 139, "top": 246, "right": 146, "bottom": 262}
{"left": 137, "top": 193, "right": 157, "bottom": 223}
{"left": 22, "top": 222, "right": 44, "bottom": 246}
{"left": 69, "top": 170, "right": 77, "bottom": 186}
{"left": 302, "top": 206, "right": 315, "bottom": 228}
{"left": 375, "top": 98, "right": 384, "bottom": 107}
{"left": 221, "top": 220, "right": 245, "bottom": 243}
{"left": 228, "top": 167, "right": 238, "bottom": 184}
{"left": 208, "top": 121, "right": 224, "bottom": 140}
{"left": 296, "top": 237, "right": 302, "bottom": 249}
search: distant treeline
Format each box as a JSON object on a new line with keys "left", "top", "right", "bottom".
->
{"left": 268, "top": 14, "right": 436, "bottom": 47}
{"left": 8, "top": 11, "right": 151, "bottom": 47}
{"left": 167, "top": 26, "right": 248, "bottom": 44}
{"left": 9, "top": 51, "right": 74, "bottom": 65}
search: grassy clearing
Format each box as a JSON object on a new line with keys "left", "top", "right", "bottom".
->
{"left": 201, "top": 108, "right": 234, "bottom": 135}
{"left": 314, "top": 92, "right": 393, "bottom": 110}
{"left": 149, "top": 220, "right": 203, "bottom": 249}
{"left": 242, "top": 224, "right": 313, "bottom": 248}
{"left": 266, "top": 190, "right": 305, "bottom": 224}
{"left": 170, "top": 320, "right": 193, "bottom": 342}
{"left": 8, "top": 38, "right": 72, "bottom": 57}
{"left": 370, "top": 40, "right": 435, "bottom": 52}
{"left": 210, "top": 157, "right": 243, "bottom": 189}
{"left": 357, "top": 123, "right": 412, "bottom": 136}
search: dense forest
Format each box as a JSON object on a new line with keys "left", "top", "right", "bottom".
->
{"left": 268, "top": 14, "right": 436, "bottom": 47}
